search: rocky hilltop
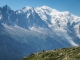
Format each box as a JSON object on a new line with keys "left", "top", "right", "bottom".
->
{"left": 22, "top": 47, "right": 80, "bottom": 60}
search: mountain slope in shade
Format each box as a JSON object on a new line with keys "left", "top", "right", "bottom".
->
{"left": 0, "top": 5, "right": 80, "bottom": 60}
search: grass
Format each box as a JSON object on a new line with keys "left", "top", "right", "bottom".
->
{"left": 22, "top": 46, "right": 80, "bottom": 60}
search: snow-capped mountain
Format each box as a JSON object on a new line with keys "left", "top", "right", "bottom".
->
{"left": 35, "top": 6, "right": 80, "bottom": 46}
{"left": 0, "top": 5, "right": 80, "bottom": 60}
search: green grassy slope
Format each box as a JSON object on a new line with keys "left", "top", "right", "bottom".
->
{"left": 22, "top": 46, "right": 80, "bottom": 60}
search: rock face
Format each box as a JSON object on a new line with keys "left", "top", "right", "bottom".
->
{"left": 0, "top": 5, "right": 80, "bottom": 60}
{"left": 22, "top": 46, "right": 80, "bottom": 60}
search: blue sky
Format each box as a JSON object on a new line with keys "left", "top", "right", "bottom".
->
{"left": 0, "top": 0, "right": 80, "bottom": 16}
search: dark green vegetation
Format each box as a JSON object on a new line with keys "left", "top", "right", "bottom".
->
{"left": 22, "top": 46, "right": 80, "bottom": 60}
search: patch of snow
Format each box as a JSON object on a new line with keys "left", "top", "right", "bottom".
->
{"left": 0, "top": 15, "right": 2, "bottom": 20}
{"left": 69, "top": 40, "right": 79, "bottom": 46}
{"left": 74, "top": 24, "right": 80, "bottom": 38}
{"left": 27, "top": 13, "right": 30, "bottom": 18}
{"left": 22, "top": 6, "right": 32, "bottom": 12}
{"left": 2, "top": 23, "right": 14, "bottom": 30}
{"left": 16, "top": 10, "right": 22, "bottom": 14}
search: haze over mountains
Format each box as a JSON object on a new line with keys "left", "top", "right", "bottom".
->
{"left": 0, "top": 5, "right": 80, "bottom": 60}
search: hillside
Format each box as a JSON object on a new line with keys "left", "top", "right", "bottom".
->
{"left": 22, "top": 46, "right": 80, "bottom": 60}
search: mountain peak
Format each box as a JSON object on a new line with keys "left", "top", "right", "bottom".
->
{"left": 4, "top": 5, "right": 9, "bottom": 7}
{"left": 22, "top": 6, "right": 33, "bottom": 12}
{"left": 37, "top": 5, "right": 51, "bottom": 8}
{"left": 3, "top": 5, "right": 11, "bottom": 10}
{"left": 23, "top": 6, "right": 32, "bottom": 10}
{"left": 35, "top": 6, "right": 59, "bottom": 15}
{"left": 41, "top": 5, "right": 51, "bottom": 9}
